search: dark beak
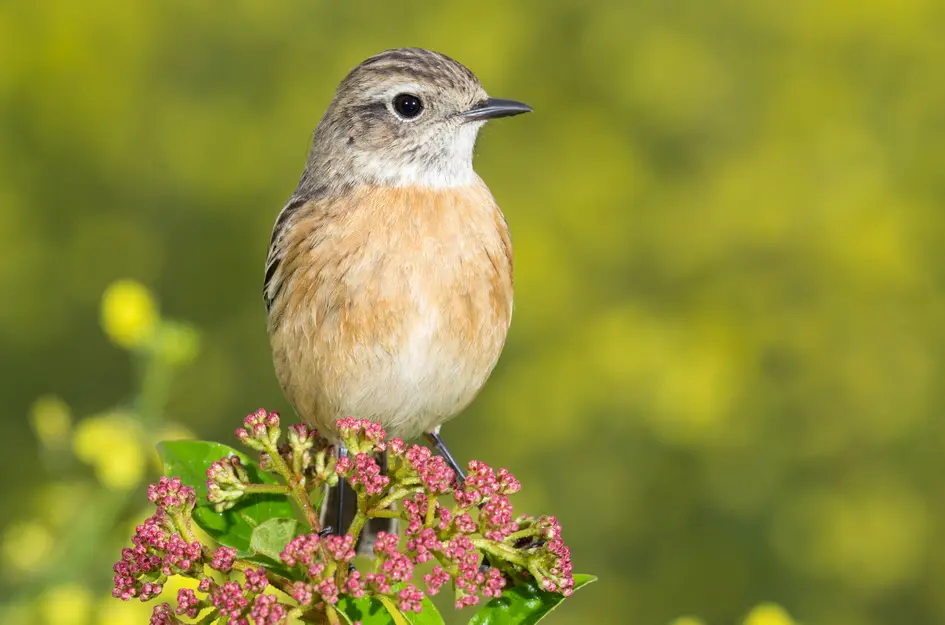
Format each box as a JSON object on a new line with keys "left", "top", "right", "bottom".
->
{"left": 460, "top": 98, "right": 532, "bottom": 121}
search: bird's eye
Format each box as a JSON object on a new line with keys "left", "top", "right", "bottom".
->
{"left": 392, "top": 93, "right": 423, "bottom": 119}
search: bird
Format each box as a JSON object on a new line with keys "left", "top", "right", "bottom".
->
{"left": 263, "top": 47, "right": 531, "bottom": 546}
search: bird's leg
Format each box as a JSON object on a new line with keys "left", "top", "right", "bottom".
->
{"left": 322, "top": 443, "right": 349, "bottom": 537}
{"left": 425, "top": 431, "right": 466, "bottom": 482}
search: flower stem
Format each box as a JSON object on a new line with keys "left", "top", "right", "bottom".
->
{"left": 242, "top": 483, "right": 290, "bottom": 495}
{"left": 264, "top": 445, "right": 322, "bottom": 530}
{"left": 424, "top": 494, "right": 437, "bottom": 527}
{"left": 472, "top": 538, "right": 530, "bottom": 567}
{"left": 325, "top": 605, "right": 343, "bottom": 625}
{"left": 194, "top": 610, "right": 219, "bottom": 625}
{"left": 373, "top": 487, "right": 413, "bottom": 512}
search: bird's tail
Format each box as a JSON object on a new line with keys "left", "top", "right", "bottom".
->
{"left": 320, "top": 450, "right": 397, "bottom": 556}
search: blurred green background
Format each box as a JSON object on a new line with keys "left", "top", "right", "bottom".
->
{"left": 2, "top": 1, "right": 944, "bottom": 624}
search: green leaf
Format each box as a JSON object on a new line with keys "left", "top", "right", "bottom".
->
{"left": 157, "top": 440, "right": 296, "bottom": 555}
{"left": 467, "top": 574, "right": 597, "bottom": 625}
{"left": 250, "top": 517, "right": 300, "bottom": 562}
{"left": 335, "top": 593, "right": 444, "bottom": 625}
{"left": 395, "top": 596, "right": 444, "bottom": 625}
{"left": 336, "top": 595, "right": 397, "bottom": 624}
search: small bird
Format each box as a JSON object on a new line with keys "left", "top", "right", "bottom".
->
{"left": 263, "top": 47, "right": 530, "bottom": 543}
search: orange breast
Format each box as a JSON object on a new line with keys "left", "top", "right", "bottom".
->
{"left": 267, "top": 181, "right": 513, "bottom": 440}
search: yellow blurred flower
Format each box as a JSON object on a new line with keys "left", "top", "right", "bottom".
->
{"left": 100, "top": 279, "right": 158, "bottom": 349}
{"left": 155, "top": 320, "right": 200, "bottom": 366}
{"left": 1, "top": 520, "right": 54, "bottom": 574}
{"left": 72, "top": 412, "right": 145, "bottom": 491}
{"left": 39, "top": 584, "right": 92, "bottom": 625}
{"left": 743, "top": 602, "right": 796, "bottom": 625}
{"left": 29, "top": 394, "right": 72, "bottom": 448}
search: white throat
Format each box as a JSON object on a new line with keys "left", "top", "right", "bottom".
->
{"left": 357, "top": 122, "right": 482, "bottom": 189}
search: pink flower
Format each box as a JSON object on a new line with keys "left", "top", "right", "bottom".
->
{"left": 348, "top": 453, "right": 390, "bottom": 495}
{"left": 210, "top": 581, "right": 248, "bottom": 620}
{"left": 404, "top": 445, "right": 455, "bottom": 494}
{"left": 398, "top": 584, "right": 425, "bottom": 613}
{"left": 406, "top": 527, "right": 441, "bottom": 564}
{"left": 336, "top": 418, "right": 387, "bottom": 445}
{"left": 147, "top": 477, "right": 196, "bottom": 513}
{"left": 423, "top": 566, "right": 450, "bottom": 595}
{"left": 291, "top": 582, "right": 314, "bottom": 606}
{"left": 176, "top": 588, "right": 200, "bottom": 618}
{"left": 280, "top": 533, "right": 320, "bottom": 568}
{"left": 346, "top": 570, "right": 367, "bottom": 598}
{"left": 480, "top": 495, "right": 518, "bottom": 541}
{"left": 324, "top": 534, "right": 356, "bottom": 563}
{"left": 210, "top": 546, "right": 237, "bottom": 573}
{"left": 454, "top": 513, "right": 477, "bottom": 534}
{"left": 483, "top": 567, "right": 506, "bottom": 598}
{"left": 236, "top": 409, "right": 281, "bottom": 451}
{"left": 150, "top": 603, "right": 176, "bottom": 625}
{"left": 243, "top": 567, "right": 268, "bottom": 593}
{"left": 249, "top": 593, "right": 287, "bottom": 624}
{"left": 317, "top": 578, "right": 340, "bottom": 604}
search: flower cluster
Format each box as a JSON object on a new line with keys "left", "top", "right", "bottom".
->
{"left": 112, "top": 476, "right": 292, "bottom": 623}
{"left": 113, "top": 410, "right": 576, "bottom": 623}
{"left": 327, "top": 418, "right": 575, "bottom": 608}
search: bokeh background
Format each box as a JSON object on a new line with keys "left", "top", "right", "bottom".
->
{"left": 2, "top": 1, "right": 944, "bottom": 624}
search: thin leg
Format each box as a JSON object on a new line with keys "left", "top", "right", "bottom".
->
{"left": 425, "top": 431, "right": 466, "bottom": 481}
{"left": 334, "top": 443, "right": 348, "bottom": 535}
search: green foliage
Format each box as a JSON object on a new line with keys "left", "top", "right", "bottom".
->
{"left": 249, "top": 518, "right": 302, "bottom": 563}
{"left": 158, "top": 441, "right": 294, "bottom": 555}
{"left": 468, "top": 575, "right": 597, "bottom": 625}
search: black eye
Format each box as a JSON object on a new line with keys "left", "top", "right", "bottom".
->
{"left": 392, "top": 93, "right": 423, "bottom": 119}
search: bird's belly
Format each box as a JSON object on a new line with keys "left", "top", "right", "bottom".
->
{"left": 334, "top": 303, "right": 503, "bottom": 437}
{"left": 274, "top": 273, "right": 509, "bottom": 440}
{"left": 269, "top": 183, "right": 513, "bottom": 441}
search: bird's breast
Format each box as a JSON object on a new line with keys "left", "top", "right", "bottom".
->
{"left": 268, "top": 182, "right": 513, "bottom": 438}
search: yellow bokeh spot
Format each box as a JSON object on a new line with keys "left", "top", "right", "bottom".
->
{"left": 100, "top": 279, "right": 158, "bottom": 349}
{"left": 39, "top": 584, "right": 92, "bottom": 625}
{"left": 670, "top": 617, "right": 707, "bottom": 625}
{"left": 155, "top": 321, "right": 200, "bottom": 366}
{"left": 744, "top": 603, "right": 796, "bottom": 625}
{"left": 29, "top": 395, "right": 72, "bottom": 447}
{"left": 72, "top": 412, "right": 145, "bottom": 491}
{"left": 1, "top": 520, "right": 54, "bottom": 574}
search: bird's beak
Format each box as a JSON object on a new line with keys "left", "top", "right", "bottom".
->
{"left": 459, "top": 98, "right": 532, "bottom": 121}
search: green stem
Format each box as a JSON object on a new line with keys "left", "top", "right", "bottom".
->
{"left": 372, "top": 486, "right": 413, "bottom": 512}
{"left": 347, "top": 508, "right": 368, "bottom": 545}
{"left": 194, "top": 610, "right": 220, "bottom": 625}
{"left": 505, "top": 527, "right": 539, "bottom": 543}
{"left": 424, "top": 494, "right": 437, "bottom": 527}
{"left": 472, "top": 538, "right": 530, "bottom": 567}
{"left": 366, "top": 508, "right": 401, "bottom": 518}
{"left": 241, "top": 483, "right": 290, "bottom": 495}
{"left": 264, "top": 444, "right": 322, "bottom": 530}
{"left": 325, "top": 606, "right": 343, "bottom": 625}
